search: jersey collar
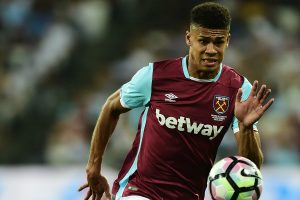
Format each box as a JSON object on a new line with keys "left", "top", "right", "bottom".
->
{"left": 182, "top": 55, "right": 222, "bottom": 82}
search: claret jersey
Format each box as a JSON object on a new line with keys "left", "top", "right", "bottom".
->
{"left": 112, "top": 56, "right": 256, "bottom": 199}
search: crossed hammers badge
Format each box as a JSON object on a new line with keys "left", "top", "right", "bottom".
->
{"left": 213, "top": 95, "right": 230, "bottom": 115}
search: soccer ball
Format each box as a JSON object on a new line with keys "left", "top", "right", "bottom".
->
{"left": 207, "top": 156, "right": 263, "bottom": 200}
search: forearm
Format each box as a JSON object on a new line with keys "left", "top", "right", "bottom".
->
{"left": 86, "top": 103, "right": 120, "bottom": 173}
{"left": 86, "top": 90, "right": 128, "bottom": 175}
{"left": 237, "top": 124, "right": 263, "bottom": 169}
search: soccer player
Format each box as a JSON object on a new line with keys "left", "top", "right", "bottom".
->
{"left": 79, "top": 2, "right": 274, "bottom": 200}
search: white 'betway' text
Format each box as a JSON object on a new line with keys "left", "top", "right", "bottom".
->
{"left": 156, "top": 109, "right": 223, "bottom": 140}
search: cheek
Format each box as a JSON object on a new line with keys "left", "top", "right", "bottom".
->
{"left": 191, "top": 44, "right": 206, "bottom": 54}
{"left": 215, "top": 47, "right": 226, "bottom": 57}
{"left": 191, "top": 49, "right": 204, "bottom": 59}
{"left": 218, "top": 52, "right": 225, "bottom": 61}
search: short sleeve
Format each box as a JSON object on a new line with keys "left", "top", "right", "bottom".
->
{"left": 120, "top": 63, "right": 153, "bottom": 109}
{"left": 232, "top": 77, "right": 258, "bottom": 133}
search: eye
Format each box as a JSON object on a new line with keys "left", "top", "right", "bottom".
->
{"left": 214, "top": 40, "right": 226, "bottom": 46}
{"left": 198, "top": 39, "right": 209, "bottom": 45}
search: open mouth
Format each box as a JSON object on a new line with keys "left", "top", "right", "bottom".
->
{"left": 202, "top": 58, "right": 218, "bottom": 66}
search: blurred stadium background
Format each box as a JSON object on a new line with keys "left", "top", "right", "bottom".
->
{"left": 0, "top": 0, "right": 300, "bottom": 199}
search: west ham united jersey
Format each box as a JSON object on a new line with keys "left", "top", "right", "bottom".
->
{"left": 112, "top": 56, "right": 256, "bottom": 199}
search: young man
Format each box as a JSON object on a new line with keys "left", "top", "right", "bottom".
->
{"left": 79, "top": 2, "right": 274, "bottom": 200}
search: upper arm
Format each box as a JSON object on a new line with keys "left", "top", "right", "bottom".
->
{"left": 120, "top": 64, "right": 153, "bottom": 109}
{"left": 104, "top": 64, "right": 153, "bottom": 116}
{"left": 105, "top": 89, "right": 131, "bottom": 115}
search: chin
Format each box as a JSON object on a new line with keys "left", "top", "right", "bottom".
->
{"left": 203, "top": 64, "right": 219, "bottom": 71}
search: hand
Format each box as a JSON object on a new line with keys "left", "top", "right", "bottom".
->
{"left": 78, "top": 172, "right": 111, "bottom": 200}
{"left": 234, "top": 80, "right": 274, "bottom": 128}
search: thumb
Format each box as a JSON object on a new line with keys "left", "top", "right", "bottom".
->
{"left": 236, "top": 88, "right": 243, "bottom": 103}
{"left": 104, "top": 183, "right": 111, "bottom": 200}
{"left": 105, "top": 191, "right": 112, "bottom": 200}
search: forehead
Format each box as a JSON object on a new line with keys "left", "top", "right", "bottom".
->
{"left": 190, "top": 25, "right": 229, "bottom": 38}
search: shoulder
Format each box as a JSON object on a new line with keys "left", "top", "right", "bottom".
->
{"left": 152, "top": 57, "right": 183, "bottom": 77}
{"left": 153, "top": 57, "right": 182, "bottom": 70}
{"left": 219, "top": 64, "right": 245, "bottom": 89}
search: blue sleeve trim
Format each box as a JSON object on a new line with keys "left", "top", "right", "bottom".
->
{"left": 182, "top": 56, "right": 189, "bottom": 78}
{"left": 241, "top": 77, "right": 252, "bottom": 101}
{"left": 120, "top": 63, "right": 153, "bottom": 109}
{"left": 116, "top": 107, "right": 149, "bottom": 197}
{"left": 232, "top": 77, "right": 258, "bottom": 133}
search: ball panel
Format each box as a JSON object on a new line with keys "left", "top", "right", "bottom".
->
{"left": 237, "top": 190, "right": 258, "bottom": 200}
{"left": 229, "top": 164, "right": 256, "bottom": 188}
{"left": 210, "top": 177, "right": 235, "bottom": 200}
{"left": 207, "top": 156, "right": 263, "bottom": 200}
{"left": 209, "top": 158, "right": 233, "bottom": 178}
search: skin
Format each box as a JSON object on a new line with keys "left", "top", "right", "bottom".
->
{"left": 78, "top": 24, "right": 274, "bottom": 200}
{"left": 78, "top": 90, "right": 129, "bottom": 200}
{"left": 185, "top": 24, "right": 230, "bottom": 79}
{"left": 235, "top": 81, "right": 274, "bottom": 168}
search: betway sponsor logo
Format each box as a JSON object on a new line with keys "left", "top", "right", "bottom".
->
{"left": 156, "top": 109, "right": 223, "bottom": 140}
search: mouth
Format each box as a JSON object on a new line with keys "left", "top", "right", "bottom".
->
{"left": 202, "top": 58, "right": 218, "bottom": 67}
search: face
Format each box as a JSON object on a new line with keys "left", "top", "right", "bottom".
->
{"left": 186, "top": 25, "right": 230, "bottom": 78}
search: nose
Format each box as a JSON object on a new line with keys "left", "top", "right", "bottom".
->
{"left": 205, "top": 42, "right": 217, "bottom": 54}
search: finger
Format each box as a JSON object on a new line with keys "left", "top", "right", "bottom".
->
{"left": 256, "top": 84, "right": 266, "bottom": 100}
{"left": 92, "top": 191, "right": 96, "bottom": 200}
{"left": 95, "top": 193, "right": 101, "bottom": 200}
{"left": 104, "top": 181, "right": 111, "bottom": 200}
{"left": 235, "top": 88, "right": 243, "bottom": 103}
{"left": 259, "top": 89, "right": 271, "bottom": 104}
{"left": 261, "top": 98, "right": 274, "bottom": 112}
{"left": 95, "top": 189, "right": 104, "bottom": 200}
{"left": 95, "top": 193, "right": 100, "bottom": 200}
{"left": 105, "top": 191, "right": 112, "bottom": 200}
{"left": 250, "top": 80, "right": 259, "bottom": 98}
{"left": 78, "top": 183, "right": 89, "bottom": 191}
{"left": 96, "top": 193, "right": 102, "bottom": 200}
{"left": 105, "top": 193, "right": 112, "bottom": 200}
{"left": 84, "top": 189, "right": 92, "bottom": 200}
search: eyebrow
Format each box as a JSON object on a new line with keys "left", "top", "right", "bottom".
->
{"left": 198, "top": 35, "right": 226, "bottom": 39}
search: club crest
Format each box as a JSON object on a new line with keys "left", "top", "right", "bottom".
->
{"left": 213, "top": 95, "right": 230, "bottom": 115}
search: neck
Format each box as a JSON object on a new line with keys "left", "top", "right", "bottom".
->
{"left": 191, "top": 71, "right": 218, "bottom": 79}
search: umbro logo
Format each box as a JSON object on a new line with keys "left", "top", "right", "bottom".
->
{"left": 165, "top": 93, "right": 178, "bottom": 102}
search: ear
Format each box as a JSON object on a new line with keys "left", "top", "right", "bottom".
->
{"left": 186, "top": 30, "right": 191, "bottom": 46}
{"left": 226, "top": 33, "right": 231, "bottom": 47}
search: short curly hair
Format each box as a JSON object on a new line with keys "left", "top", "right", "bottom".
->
{"left": 190, "top": 2, "right": 231, "bottom": 30}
